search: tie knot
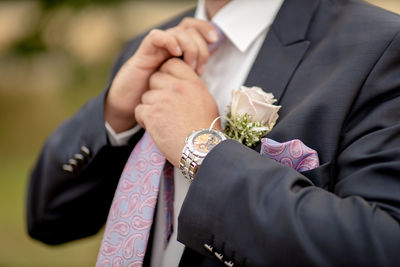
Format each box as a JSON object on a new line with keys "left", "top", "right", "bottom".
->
{"left": 208, "top": 22, "right": 226, "bottom": 53}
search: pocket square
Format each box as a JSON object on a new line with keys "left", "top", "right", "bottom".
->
{"left": 260, "top": 138, "right": 320, "bottom": 172}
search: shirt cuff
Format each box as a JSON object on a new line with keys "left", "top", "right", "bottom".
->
{"left": 105, "top": 121, "right": 142, "bottom": 146}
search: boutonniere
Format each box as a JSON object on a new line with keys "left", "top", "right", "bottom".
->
{"left": 224, "top": 86, "right": 281, "bottom": 147}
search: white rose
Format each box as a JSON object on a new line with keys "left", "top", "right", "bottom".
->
{"left": 231, "top": 86, "right": 281, "bottom": 126}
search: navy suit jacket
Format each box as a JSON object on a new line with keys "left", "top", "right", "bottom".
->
{"left": 27, "top": 0, "right": 400, "bottom": 266}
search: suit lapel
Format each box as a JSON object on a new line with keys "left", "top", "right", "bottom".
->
{"left": 245, "top": 0, "right": 320, "bottom": 104}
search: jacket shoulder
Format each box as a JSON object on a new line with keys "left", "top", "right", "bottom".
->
{"left": 309, "top": 0, "right": 400, "bottom": 46}
{"left": 338, "top": 0, "right": 400, "bottom": 29}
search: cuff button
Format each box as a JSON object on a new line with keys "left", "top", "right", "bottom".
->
{"left": 69, "top": 159, "right": 78, "bottom": 166}
{"left": 224, "top": 260, "right": 234, "bottom": 267}
{"left": 62, "top": 164, "right": 73, "bottom": 173}
{"left": 81, "top": 146, "right": 91, "bottom": 156}
{"left": 74, "top": 153, "right": 84, "bottom": 161}
{"left": 214, "top": 252, "right": 224, "bottom": 262}
{"left": 203, "top": 244, "right": 214, "bottom": 253}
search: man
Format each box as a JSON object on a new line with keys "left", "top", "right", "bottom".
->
{"left": 27, "top": 0, "right": 400, "bottom": 266}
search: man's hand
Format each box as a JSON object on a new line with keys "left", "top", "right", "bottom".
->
{"left": 105, "top": 18, "right": 219, "bottom": 133}
{"left": 135, "top": 58, "right": 221, "bottom": 167}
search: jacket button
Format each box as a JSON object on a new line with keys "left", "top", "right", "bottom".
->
{"left": 81, "top": 146, "right": 91, "bottom": 156}
{"left": 62, "top": 164, "right": 73, "bottom": 173}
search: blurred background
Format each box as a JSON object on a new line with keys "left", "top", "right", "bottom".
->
{"left": 0, "top": 0, "right": 398, "bottom": 266}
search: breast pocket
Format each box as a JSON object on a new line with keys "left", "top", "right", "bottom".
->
{"left": 301, "top": 161, "right": 332, "bottom": 190}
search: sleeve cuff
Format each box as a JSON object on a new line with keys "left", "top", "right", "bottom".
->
{"left": 105, "top": 122, "right": 142, "bottom": 146}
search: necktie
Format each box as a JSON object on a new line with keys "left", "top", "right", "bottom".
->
{"left": 97, "top": 23, "right": 225, "bottom": 267}
{"left": 97, "top": 131, "right": 166, "bottom": 267}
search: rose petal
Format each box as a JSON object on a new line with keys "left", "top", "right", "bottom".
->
{"left": 268, "top": 112, "right": 280, "bottom": 126}
{"left": 231, "top": 86, "right": 280, "bottom": 125}
{"left": 232, "top": 89, "right": 256, "bottom": 119}
{"left": 252, "top": 99, "right": 281, "bottom": 124}
{"left": 238, "top": 89, "right": 257, "bottom": 118}
{"left": 242, "top": 86, "right": 264, "bottom": 103}
{"left": 242, "top": 86, "right": 277, "bottom": 104}
{"left": 231, "top": 90, "right": 240, "bottom": 117}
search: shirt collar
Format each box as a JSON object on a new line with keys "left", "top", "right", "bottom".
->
{"left": 195, "top": 0, "right": 284, "bottom": 52}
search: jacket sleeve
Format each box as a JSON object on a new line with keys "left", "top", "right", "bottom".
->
{"left": 177, "top": 33, "right": 400, "bottom": 267}
{"left": 26, "top": 36, "right": 145, "bottom": 245}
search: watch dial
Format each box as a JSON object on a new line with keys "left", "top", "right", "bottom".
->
{"left": 193, "top": 132, "right": 222, "bottom": 153}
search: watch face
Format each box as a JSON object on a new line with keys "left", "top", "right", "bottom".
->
{"left": 192, "top": 131, "right": 224, "bottom": 154}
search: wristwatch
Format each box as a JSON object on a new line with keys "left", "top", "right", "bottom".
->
{"left": 180, "top": 129, "right": 227, "bottom": 181}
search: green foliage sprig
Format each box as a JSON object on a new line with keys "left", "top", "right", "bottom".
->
{"left": 224, "top": 112, "right": 275, "bottom": 148}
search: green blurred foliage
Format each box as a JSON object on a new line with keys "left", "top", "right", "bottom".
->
{"left": 11, "top": 31, "right": 46, "bottom": 55}
{"left": 41, "top": 0, "right": 190, "bottom": 9}
{"left": 41, "top": 0, "right": 124, "bottom": 9}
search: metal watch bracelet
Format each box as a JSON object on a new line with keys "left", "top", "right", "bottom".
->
{"left": 179, "top": 145, "right": 204, "bottom": 181}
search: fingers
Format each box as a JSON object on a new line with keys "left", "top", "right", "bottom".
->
{"left": 136, "top": 90, "right": 164, "bottom": 129}
{"left": 190, "top": 28, "right": 210, "bottom": 74}
{"left": 158, "top": 58, "right": 199, "bottom": 81}
{"left": 177, "top": 18, "right": 220, "bottom": 74}
{"left": 139, "top": 66, "right": 188, "bottom": 127}
{"left": 134, "top": 104, "right": 150, "bottom": 129}
{"left": 135, "top": 90, "right": 171, "bottom": 129}
{"left": 166, "top": 27, "right": 197, "bottom": 70}
{"left": 156, "top": 17, "right": 218, "bottom": 74}
{"left": 134, "top": 29, "right": 184, "bottom": 72}
{"left": 144, "top": 29, "right": 183, "bottom": 57}
{"left": 136, "top": 18, "right": 218, "bottom": 77}
{"left": 166, "top": 27, "right": 209, "bottom": 74}
{"left": 148, "top": 72, "right": 177, "bottom": 91}
{"left": 179, "top": 17, "right": 219, "bottom": 44}
{"left": 136, "top": 80, "right": 176, "bottom": 128}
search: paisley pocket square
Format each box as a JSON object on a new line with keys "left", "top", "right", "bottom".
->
{"left": 260, "top": 138, "right": 320, "bottom": 172}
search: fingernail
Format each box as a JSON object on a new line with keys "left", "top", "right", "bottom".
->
{"left": 208, "top": 30, "right": 218, "bottom": 43}
{"left": 176, "top": 46, "right": 182, "bottom": 56}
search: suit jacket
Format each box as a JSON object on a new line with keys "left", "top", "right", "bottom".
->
{"left": 27, "top": 0, "right": 400, "bottom": 266}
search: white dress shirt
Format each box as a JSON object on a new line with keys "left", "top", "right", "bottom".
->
{"left": 106, "top": 0, "right": 284, "bottom": 265}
